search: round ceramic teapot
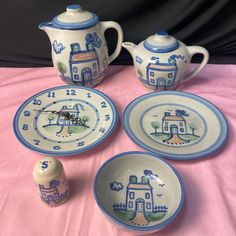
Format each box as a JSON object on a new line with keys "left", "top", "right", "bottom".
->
{"left": 122, "top": 31, "right": 209, "bottom": 91}
{"left": 39, "top": 4, "right": 123, "bottom": 87}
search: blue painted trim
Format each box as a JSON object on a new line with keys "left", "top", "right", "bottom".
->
{"left": 143, "top": 41, "right": 179, "bottom": 53}
{"left": 51, "top": 14, "right": 99, "bottom": 30}
{"left": 156, "top": 31, "right": 168, "bottom": 36}
{"left": 67, "top": 4, "right": 81, "bottom": 10}
{"left": 93, "top": 151, "right": 185, "bottom": 232}
{"left": 123, "top": 91, "right": 229, "bottom": 160}
{"left": 13, "top": 85, "right": 118, "bottom": 156}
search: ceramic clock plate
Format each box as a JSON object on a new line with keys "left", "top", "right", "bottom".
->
{"left": 14, "top": 86, "right": 118, "bottom": 156}
{"left": 123, "top": 91, "right": 228, "bottom": 160}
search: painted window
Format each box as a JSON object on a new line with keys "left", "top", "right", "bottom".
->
{"left": 165, "top": 122, "right": 168, "bottom": 126}
{"left": 168, "top": 72, "right": 173, "bottom": 78}
{"left": 150, "top": 79, "right": 155, "bottom": 84}
{"left": 145, "top": 192, "right": 150, "bottom": 199}
{"left": 73, "top": 45, "right": 80, "bottom": 52}
{"left": 146, "top": 202, "right": 151, "bottom": 209}
{"left": 129, "top": 192, "right": 135, "bottom": 199}
{"left": 180, "top": 128, "right": 184, "bottom": 132}
{"left": 167, "top": 80, "right": 172, "bottom": 85}
{"left": 74, "top": 74, "right": 79, "bottom": 80}
{"left": 73, "top": 67, "right": 78, "bottom": 73}
{"left": 150, "top": 71, "right": 154, "bottom": 76}
{"left": 94, "top": 71, "right": 97, "bottom": 77}
{"left": 164, "top": 126, "right": 168, "bottom": 131}
{"left": 93, "top": 63, "right": 97, "bottom": 69}
{"left": 179, "top": 122, "right": 183, "bottom": 127}
{"left": 129, "top": 201, "right": 133, "bottom": 208}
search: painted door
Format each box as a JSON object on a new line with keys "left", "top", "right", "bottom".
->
{"left": 135, "top": 198, "right": 145, "bottom": 212}
{"left": 170, "top": 125, "right": 178, "bottom": 134}
{"left": 81, "top": 67, "right": 92, "bottom": 85}
{"left": 157, "top": 78, "right": 166, "bottom": 87}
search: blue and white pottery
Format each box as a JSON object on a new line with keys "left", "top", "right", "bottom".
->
{"left": 94, "top": 151, "right": 184, "bottom": 233}
{"left": 39, "top": 4, "right": 123, "bottom": 87}
{"left": 123, "top": 91, "right": 228, "bottom": 160}
{"left": 122, "top": 31, "right": 209, "bottom": 91}
{"left": 13, "top": 86, "right": 118, "bottom": 156}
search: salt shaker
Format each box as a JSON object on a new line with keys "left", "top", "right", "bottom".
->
{"left": 33, "top": 156, "right": 69, "bottom": 207}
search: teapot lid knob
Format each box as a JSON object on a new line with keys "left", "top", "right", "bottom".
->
{"left": 66, "top": 4, "right": 82, "bottom": 12}
{"left": 144, "top": 31, "right": 179, "bottom": 53}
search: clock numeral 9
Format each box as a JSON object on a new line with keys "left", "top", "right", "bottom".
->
{"left": 22, "top": 124, "right": 28, "bottom": 130}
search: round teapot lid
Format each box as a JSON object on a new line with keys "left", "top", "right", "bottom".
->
{"left": 144, "top": 31, "right": 179, "bottom": 53}
{"left": 52, "top": 4, "right": 99, "bottom": 29}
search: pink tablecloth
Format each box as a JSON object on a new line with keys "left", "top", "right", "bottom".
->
{"left": 0, "top": 65, "right": 235, "bottom": 236}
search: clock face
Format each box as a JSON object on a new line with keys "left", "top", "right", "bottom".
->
{"left": 14, "top": 86, "right": 118, "bottom": 156}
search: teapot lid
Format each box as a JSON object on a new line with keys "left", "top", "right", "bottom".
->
{"left": 52, "top": 5, "right": 98, "bottom": 29}
{"left": 144, "top": 31, "right": 179, "bottom": 53}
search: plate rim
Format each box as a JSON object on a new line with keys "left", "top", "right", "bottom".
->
{"left": 123, "top": 91, "right": 229, "bottom": 160}
{"left": 93, "top": 151, "right": 185, "bottom": 232}
{"left": 13, "top": 85, "right": 118, "bottom": 156}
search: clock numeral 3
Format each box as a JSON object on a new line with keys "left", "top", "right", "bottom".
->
{"left": 105, "top": 114, "right": 110, "bottom": 121}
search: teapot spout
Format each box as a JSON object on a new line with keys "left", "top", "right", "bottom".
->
{"left": 122, "top": 42, "right": 137, "bottom": 58}
{"left": 39, "top": 22, "right": 56, "bottom": 41}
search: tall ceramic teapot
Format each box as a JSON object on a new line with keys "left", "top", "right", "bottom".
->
{"left": 39, "top": 4, "right": 123, "bottom": 87}
{"left": 122, "top": 31, "right": 209, "bottom": 91}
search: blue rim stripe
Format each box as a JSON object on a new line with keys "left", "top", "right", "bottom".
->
{"left": 123, "top": 91, "right": 229, "bottom": 160}
{"left": 143, "top": 41, "right": 179, "bottom": 53}
{"left": 51, "top": 14, "right": 98, "bottom": 30}
{"left": 93, "top": 151, "right": 185, "bottom": 232}
{"left": 13, "top": 85, "right": 118, "bottom": 156}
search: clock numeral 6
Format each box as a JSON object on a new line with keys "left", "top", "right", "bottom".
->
{"left": 53, "top": 145, "right": 61, "bottom": 150}
{"left": 99, "top": 127, "right": 106, "bottom": 133}
{"left": 77, "top": 141, "right": 85, "bottom": 147}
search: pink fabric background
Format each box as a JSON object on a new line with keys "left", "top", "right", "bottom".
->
{"left": 0, "top": 65, "right": 235, "bottom": 235}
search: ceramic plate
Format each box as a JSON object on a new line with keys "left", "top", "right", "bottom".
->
{"left": 123, "top": 91, "right": 228, "bottom": 160}
{"left": 14, "top": 86, "right": 118, "bottom": 156}
{"left": 94, "top": 152, "right": 184, "bottom": 233}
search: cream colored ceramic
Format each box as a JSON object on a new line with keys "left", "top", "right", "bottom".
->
{"left": 39, "top": 4, "right": 123, "bottom": 87}
{"left": 122, "top": 31, "right": 209, "bottom": 91}
{"left": 94, "top": 152, "right": 184, "bottom": 233}
{"left": 33, "top": 156, "right": 69, "bottom": 207}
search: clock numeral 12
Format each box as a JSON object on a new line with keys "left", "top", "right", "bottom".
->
{"left": 66, "top": 89, "right": 76, "bottom": 96}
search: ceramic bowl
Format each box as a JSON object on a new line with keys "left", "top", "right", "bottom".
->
{"left": 94, "top": 152, "right": 184, "bottom": 233}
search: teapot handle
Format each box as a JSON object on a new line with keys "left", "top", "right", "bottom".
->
{"left": 99, "top": 21, "right": 123, "bottom": 64}
{"left": 182, "top": 46, "right": 209, "bottom": 82}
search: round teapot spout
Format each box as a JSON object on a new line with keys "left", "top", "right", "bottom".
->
{"left": 39, "top": 22, "right": 54, "bottom": 33}
{"left": 122, "top": 42, "right": 137, "bottom": 58}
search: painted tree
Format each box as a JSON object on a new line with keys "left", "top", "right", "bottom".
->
{"left": 57, "top": 62, "right": 67, "bottom": 75}
{"left": 81, "top": 115, "right": 90, "bottom": 126}
{"left": 189, "top": 123, "right": 197, "bottom": 136}
{"left": 137, "top": 69, "right": 143, "bottom": 79}
{"left": 151, "top": 121, "right": 160, "bottom": 134}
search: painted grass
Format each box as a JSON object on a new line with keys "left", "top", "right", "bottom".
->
{"left": 44, "top": 126, "right": 59, "bottom": 132}
{"left": 179, "top": 134, "right": 199, "bottom": 141}
{"left": 69, "top": 126, "right": 87, "bottom": 133}
{"left": 151, "top": 132, "right": 171, "bottom": 141}
{"left": 145, "top": 212, "right": 166, "bottom": 221}
{"left": 114, "top": 210, "right": 136, "bottom": 221}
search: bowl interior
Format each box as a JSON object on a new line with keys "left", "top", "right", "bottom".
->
{"left": 95, "top": 152, "right": 184, "bottom": 231}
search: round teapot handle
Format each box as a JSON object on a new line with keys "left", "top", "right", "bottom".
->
{"left": 99, "top": 21, "right": 123, "bottom": 64}
{"left": 182, "top": 46, "right": 209, "bottom": 82}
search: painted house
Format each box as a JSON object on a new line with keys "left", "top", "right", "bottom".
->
{"left": 69, "top": 42, "right": 99, "bottom": 85}
{"left": 126, "top": 175, "right": 154, "bottom": 212}
{"left": 57, "top": 104, "right": 80, "bottom": 126}
{"left": 162, "top": 112, "right": 187, "bottom": 135}
{"left": 146, "top": 59, "right": 177, "bottom": 89}
{"left": 39, "top": 184, "right": 61, "bottom": 204}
